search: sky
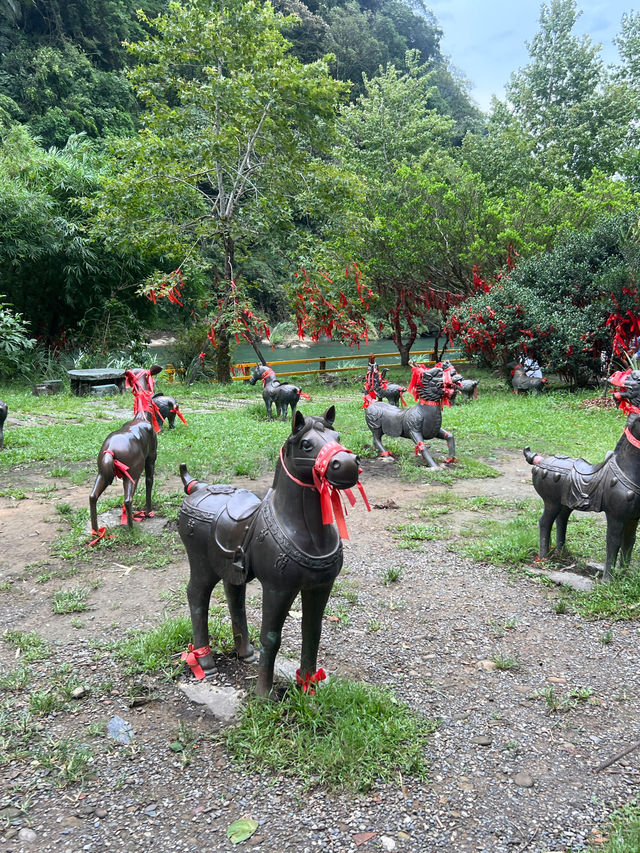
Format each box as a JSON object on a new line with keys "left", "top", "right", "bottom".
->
{"left": 428, "top": 0, "right": 635, "bottom": 112}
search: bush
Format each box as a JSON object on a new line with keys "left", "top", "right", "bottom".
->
{"left": 0, "top": 295, "right": 35, "bottom": 380}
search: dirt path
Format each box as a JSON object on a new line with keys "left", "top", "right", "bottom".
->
{"left": 1, "top": 453, "right": 638, "bottom": 852}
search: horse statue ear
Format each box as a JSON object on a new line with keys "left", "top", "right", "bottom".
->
{"left": 323, "top": 405, "right": 336, "bottom": 426}
{"left": 150, "top": 365, "right": 163, "bottom": 376}
{"left": 292, "top": 410, "right": 306, "bottom": 434}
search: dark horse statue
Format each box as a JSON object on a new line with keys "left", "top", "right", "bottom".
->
{"left": 365, "top": 363, "right": 461, "bottom": 468}
{"left": 177, "top": 406, "right": 369, "bottom": 697}
{"left": 152, "top": 392, "right": 187, "bottom": 429}
{"left": 249, "top": 364, "right": 304, "bottom": 421}
{"left": 524, "top": 368, "right": 640, "bottom": 581}
{"left": 89, "top": 366, "right": 162, "bottom": 537}
{"left": 0, "top": 400, "right": 7, "bottom": 449}
{"left": 362, "top": 357, "right": 406, "bottom": 408}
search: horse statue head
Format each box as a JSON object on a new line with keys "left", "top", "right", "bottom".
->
{"left": 609, "top": 369, "right": 640, "bottom": 414}
{"left": 249, "top": 364, "right": 275, "bottom": 386}
{"left": 280, "top": 406, "right": 361, "bottom": 495}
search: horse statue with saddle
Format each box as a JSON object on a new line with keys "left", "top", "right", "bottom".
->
{"left": 365, "top": 362, "right": 461, "bottom": 469}
{"left": 177, "top": 406, "right": 369, "bottom": 697}
{"left": 249, "top": 364, "right": 307, "bottom": 421}
{"left": 524, "top": 368, "right": 640, "bottom": 581}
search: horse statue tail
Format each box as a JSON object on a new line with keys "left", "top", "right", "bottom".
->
{"left": 523, "top": 446, "right": 543, "bottom": 465}
{"left": 180, "top": 462, "right": 202, "bottom": 495}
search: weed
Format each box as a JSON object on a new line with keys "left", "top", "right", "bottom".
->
{"left": 600, "top": 629, "right": 614, "bottom": 645}
{"left": 586, "top": 799, "right": 640, "bottom": 853}
{"left": 534, "top": 684, "right": 570, "bottom": 713}
{"left": 491, "top": 653, "right": 521, "bottom": 671}
{"left": 367, "top": 619, "right": 382, "bottom": 632}
{"left": 226, "top": 678, "right": 439, "bottom": 791}
{"left": 70, "top": 619, "right": 84, "bottom": 629}
{"left": 29, "top": 690, "right": 65, "bottom": 716}
{"left": 393, "top": 522, "right": 438, "bottom": 550}
{"left": 49, "top": 466, "right": 70, "bottom": 478}
{"left": 3, "top": 630, "right": 51, "bottom": 662}
{"left": 0, "top": 488, "right": 27, "bottom": 500}
{"left": 55, "top": 502, "right": 74, "bottom": 517}
{"left": 554, "top": 598, "right": 569, "bottom": 615}
{"left": 52, "top": 587, "right": 90, "bottom": 614}
{"left": 170, "top": 722, "right": 198, "bottom": 767}
{"left": 382, "top": 565, "right": 403, "bottom": 585}
{"left": 0, "top": 580, "right": 13, "bottom": 590}
{"left": 160, "top": 583, "right": 188, "bottom": 609}
{"left": 0, "top": 664, "right": 30, "bottom": 691}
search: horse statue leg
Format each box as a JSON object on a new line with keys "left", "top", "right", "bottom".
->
{"left": 256, "top": 585, "right": 299, "bottom": 697}
{"left": 409, "top": 428, "right": 439, "bottom": 469}
{"left": 370, "top": 426, "right": 389, "bottom": 456}
{"left": 186, "top": 561, "right": 220, "bottom": 677}
{"left": 619, "top": 518, "right": 639, "bottom": 573}
{"left": 437, "top": 427, "right": 456, "bottom": 462}
{"left": 299, "top": 582, "right": 334, "bottom": 683}
{"left": 538, "top": 501, "right": 559, "bottom": 558}
{"left": 554, "top": 505, "right": 573, "bottom": 555}
{"left": 603, "top": 513, "right": 625, "bottom": 582}
{"left": 223, "top": 579, "right": 255, "bottom": 660}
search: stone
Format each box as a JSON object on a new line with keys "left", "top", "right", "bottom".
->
{"left": 477, "top": 660, "right": 497, "bottom": 671}
{"left": 513, "top": 772, "right": 534, "bottom": 788}
{"left": 178, "top": 681, "right": 243, "bottom": 721}
{"left": 18, "top": 828, "right": 37, "bottom": 843}
{"left": 85, "top": 509, "right": 169, "bottom": 536}
{"left": 71, "top": 686, "right": 86, "bottom": 699}
{"left": 90, "top": 383, "right": 120, "bottom": 397}
{"left": 107, "top": 715, "right": 134, "bottom": 745}
{"left": 380, "top": 836, "right": 397, "bottom": 852}
{"left": 471, "top": 735, "right": 492, "bottom": 746}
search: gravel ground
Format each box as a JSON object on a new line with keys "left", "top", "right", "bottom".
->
{"left": 1, "top": 459, "right": 639, "bottom": 853}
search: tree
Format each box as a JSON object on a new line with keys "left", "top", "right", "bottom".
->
{"left": 464, "top": 0, "right": 638, "bottom": 191}
{"left": 324, "top": 57, "right": 500, "bottom": 364}
{"left": 447, "top": 214, "right": 640, "bottom": 386}
{"left": 92, "top": 0, "right": 344, "bottom": 382}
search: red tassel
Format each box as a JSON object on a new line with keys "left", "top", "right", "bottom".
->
{"left": 181, "top": 644, "right": 211, "bottom": 681}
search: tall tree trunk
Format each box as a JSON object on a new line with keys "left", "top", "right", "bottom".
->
{"left": 216, "top": 233, "right": 236, "bottom": 384}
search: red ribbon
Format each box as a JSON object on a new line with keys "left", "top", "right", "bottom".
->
{"left": 299, "top": 392, "right": 311, "bottom": 400}
{"left": 261, "top": 367, "right": 276, "bottom": 385}
{"left": 414, "top": 441, "right": 425, "bottom": 455}
{"left": 296, "top": 667, "right": 326, "bottom": 694}
{"left": 625, "top": 427, "right": 640, "bottom": 449}
{"left": 362, "top": 391, "right": 377, "bottom": 409}
{"left": 181, "top": 644, "right": 211, "bottom": 681}
{"left": 399, "top": 391, "right": 407, "bottom": 407}
{"left": 103, "top": 450, "right": 135, "bottom": 483}
{"left": 88, "top": 527, "right": 111, "bottom": 547}
{"left": 171, "top": 407, "right": 188, "bottom": 426}
{"left": 120, "top": 504, "right": 155, "bottom": 525}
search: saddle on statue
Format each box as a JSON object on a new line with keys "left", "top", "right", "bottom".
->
{"left": 184, "top": 485, "right": 262, "bottom": 584}
{"left": 532, "top": 452, "right": 614, "bottom": 512}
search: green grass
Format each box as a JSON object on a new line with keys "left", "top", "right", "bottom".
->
{"left": 381, "top": 565, "right": 403, "bottom": 584}
{"left": 52, "top": 587, "right": 90, "bottom": 614}
{"left": 225, "top": 678, "right": 438, "bottom": 791}
{"left": 2, "top": 630, "right": 51, "bottom": 662}
{"left": 108, "top": 611, "right": 238, "bottom": 678}
{"left": 393, "top": 522, "right": 439, "bottom": 549}
{"left": 588, "top": 800, "right": 640, "bottom": 852}
{"left": 491, "top": 652, "right": 521, "bottom": 671}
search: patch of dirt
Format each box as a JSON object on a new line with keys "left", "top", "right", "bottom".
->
{"left": 0, "top": 449, "right": 638, "bottom": 853}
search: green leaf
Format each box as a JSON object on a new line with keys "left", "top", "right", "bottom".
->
{"left": 227, "top": 818, "right": 258, "bottom": 845}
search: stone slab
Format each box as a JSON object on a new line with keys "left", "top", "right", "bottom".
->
{"left": 90, "top": 383, "right": 120, "bottom": 396}
{"left": 85, "top": 508, "right": 169, "bottom": 535}
{"left": 178, "top": 681, "right": 243, "bottom": 721}
{"left": 527, "top": 566, "right": 594, "bottom": 592}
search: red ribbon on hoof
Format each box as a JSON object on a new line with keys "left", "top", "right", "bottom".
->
{"left": 414, "top": 441, "right": 425, "bottom": 455}
{"left": 445, "top": 456, "right": 458, "bottom": 463}
{"left": 380, "top": 450, "right": 393, "bottom": 457}
{"left": 181, "top": 644, "right": 211, "bottom": 681}
{"left": 120, "top": 505, "right": 155, "bottom": 524}
{"left": 88, "top": 527, "right": 111, "bottom": 547}
{"left": 171, "top": 407, "right": 188, "bottom": 426}
{"left": 299, "top": 392, "right": 311, "bottom": 400}
{"left": 296, "top": 667, "right": 326, "bottom": 694}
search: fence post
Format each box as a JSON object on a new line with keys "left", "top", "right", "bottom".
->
{"left": 319, "top": 359, "right": 326, "bottom": 374}
{"left": 166, "top": 364, "right": 174, "bottom": 384}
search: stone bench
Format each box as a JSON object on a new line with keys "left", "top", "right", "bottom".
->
{"left": 67, "top": 369, "right": 126, "bottom": 396}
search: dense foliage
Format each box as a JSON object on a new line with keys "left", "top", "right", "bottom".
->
{"left": 447, "top": 215, "right": 640, "bottom": 386}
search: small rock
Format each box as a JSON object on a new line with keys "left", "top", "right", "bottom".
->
{"left": 107, "top": 715, "right": 134, "bottom": 745}
{"left": 178, "top": 681, "right": 242, "bottom": 721}
{"left": 71, "top": 686, "right": 86, "bottom": 699}
{"left": 18, "top": 828, "right": 37, "bottom": 844}
{"left": 95, "top": 809, "right": 107, "bottom": 818}
{"left": 471, "top": 735, "right": 492, "bottom": 746}
{"left": 381, "top": 837, "right": 397, "bottom": 852}
{"left": 513, "top": 772, "right": 534, "bottom": 788}
{"left": 477, "top": 660, "right": 497, "bottom": 671}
